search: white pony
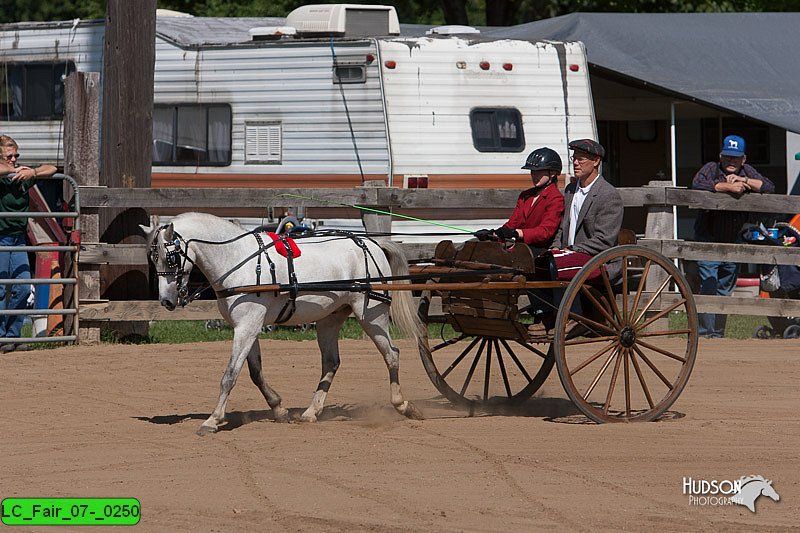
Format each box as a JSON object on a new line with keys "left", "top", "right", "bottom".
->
{"left": 141, "top": 213, "right": 423, "bottom": 435}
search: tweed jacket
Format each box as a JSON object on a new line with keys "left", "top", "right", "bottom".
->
{"left": 552, "top": 175, "right": 623, "bottom": 255}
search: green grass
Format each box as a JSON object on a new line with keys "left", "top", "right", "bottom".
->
{"left": 670, "top": 312, "right": 769, "bottom": 339}
{"left": 146, "top": 318, "right": 458, "bottom": 344}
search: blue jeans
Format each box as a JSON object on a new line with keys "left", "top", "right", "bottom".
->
{"left": 697, "top": 260, "right": 739, "bottom": 338}
{"left": 0, "top": 233, "right": 32, "bottom": 339}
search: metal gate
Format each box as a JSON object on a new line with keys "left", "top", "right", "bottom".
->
{"left": 0, "top": 174, "right": 80, "bottom": 346}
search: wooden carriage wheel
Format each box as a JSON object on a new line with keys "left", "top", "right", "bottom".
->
{"left": 552, "top": 245, "right": 698, "bottom": 423}
{"left": 418, "top": 290, "right": 554, "bottom": 409}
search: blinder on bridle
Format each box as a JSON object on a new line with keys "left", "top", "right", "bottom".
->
{"left": 151, "top": 225, "right": 191, "bottom": 306}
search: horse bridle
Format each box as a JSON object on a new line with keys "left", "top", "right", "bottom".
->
{"left": 150, "top": 225, "right": 193, "bottom": 306}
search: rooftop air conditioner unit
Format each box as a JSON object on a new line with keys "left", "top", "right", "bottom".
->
{"left": 286, "top": 4, "right": 400, "bottom": 37}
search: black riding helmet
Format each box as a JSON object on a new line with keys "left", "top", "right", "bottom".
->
{"left": 521, "top": 147, "right": 562, "bottom": 173}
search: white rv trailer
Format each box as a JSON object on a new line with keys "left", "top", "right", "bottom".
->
{"left": 1, "top": 6, "right": 596, "bottom": 237}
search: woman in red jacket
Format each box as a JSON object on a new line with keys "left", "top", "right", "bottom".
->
{"left": 476, "top": 147, "right": 565, "bottom": 253}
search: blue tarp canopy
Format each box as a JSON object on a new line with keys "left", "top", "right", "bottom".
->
{"left": 485, "top": 13, "right": 800, "bottom": 134}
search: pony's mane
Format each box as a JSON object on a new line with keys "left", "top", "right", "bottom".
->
{"left": 740, "top": 475, "right": 769, "bottom": 485}
{"left": 172, "top": 212, "right": 247, "bottom": 239}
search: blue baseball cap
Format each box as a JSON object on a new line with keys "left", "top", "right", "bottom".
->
{"left": 721, "top": 135, "right": 746, "bottom": 157}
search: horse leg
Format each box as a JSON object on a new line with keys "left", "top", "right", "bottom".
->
{"left": 300, "top": 307, "right": 350, "bottom": 422}
{"left": 357, "top": 304, "right": 424, "bottom": 420}
{"left": 246, "top": 341, "right": 289, "bottom": 423}
{"left": 198, "top": 322, "right": 261, "bottom": 435}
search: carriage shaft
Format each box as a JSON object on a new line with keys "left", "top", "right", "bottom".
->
{"left": 223, "top": 279, "right": 569, "bottom": 297}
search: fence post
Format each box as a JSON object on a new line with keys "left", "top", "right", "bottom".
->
{"left": 643, "top": 181, "right": 674, "bottom": 330}
{"left": 99, "top": 0, "right": 156, "bottom": 341}
{"left": 359, "top": 180, "right": 392, "bottom": 241}
{"left": 64, "top": 72, "right": 101, "bottom": 344}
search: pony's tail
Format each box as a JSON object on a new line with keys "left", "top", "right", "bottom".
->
{"left": 380, "top": 240, "right": 424, "bottom": 342}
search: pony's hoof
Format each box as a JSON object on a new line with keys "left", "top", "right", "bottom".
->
{"left": 404, "top": 402, "right": 425, "bottom": 420}
{"left": 299, "top": 413, "right": 318, "bottom": 423}
{"left": 196, "top": 424, "right": 217, "bottom": 436}
{"left": 273, "top": 407, "right": 290, "bottom": 423}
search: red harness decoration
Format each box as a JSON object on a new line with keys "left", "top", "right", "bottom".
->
{"left": 265, "top": 232, "right": 302, "bottom": 258}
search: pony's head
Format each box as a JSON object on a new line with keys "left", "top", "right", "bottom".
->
{"left": 140, "top": 219, "right": 196, "bottom": 310}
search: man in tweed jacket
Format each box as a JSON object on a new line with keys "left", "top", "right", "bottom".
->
{"left": 529, "top": 139, "right": 623, "bottom": 335}
{"left": 551, "top": 139, "right": 624, "bottom": 280}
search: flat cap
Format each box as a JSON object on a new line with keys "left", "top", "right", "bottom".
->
{"left": 568, "top": 138, "right": 605, "bottom": 159}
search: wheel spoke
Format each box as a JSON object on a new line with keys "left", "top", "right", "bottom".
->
{"left": 580, "top": 285, "right": 620, "bottom": 329}
{"left": 621, "top": 255, "right": 629, "bottom": 324}
{"left": 632, "top": 344, "right": 674, "bottom": 389}
{"left": 511, "top": 338, "right": 548, "bottom": 360}
{"left": 459, "top": 338, "right": 487, "bottom": 396}
{"left": 441, "top": 336, "right": 481, "bottom": 379}
{"left": 603, "top": 347, "right": 624, "bottom": 415}
{"left": 584, "top": 346, "right": 618, "bottom": 400}
{"left": 503, "top": 339, "right": 535, "bottom": 382}
{"left": 636, "top": 339, "right": 687, "bottom": 363}
{"left": 564, "top": 334, "right": 618, "bottom": 346}
{"left": 483, "top": 340, "right": 493, "bottom": 400}
{"left": 629, "top": 259, "right": 652, "bottom": 322}
{"left": 431, "top": 333, "right": 468, "bottom": 352}
{"left": 600, "top": 266, "right": 623, "bottom": 326}
{"left": 629, "top": 347, "right": 655, "bottom": 409}
{"left": 623, "top": 348, "right": 631, "bottom": 417}
{"left": 494, "top": 339, "right": 513, "bottom": 397}
{"left": 633, "top": 275, "right": 673, "bottom": 326}
{"left": 635, "top": 297, "right": 686, "bottom": 332}
{"left": 567, "top": 310, "right": 618, "bottom": 336}
{"left": 570, "top": 340, "right": 617, "bottom": 376}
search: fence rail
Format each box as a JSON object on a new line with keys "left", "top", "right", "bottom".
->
{"left": 77, "top": 185, "right": 798, "bottom": 325}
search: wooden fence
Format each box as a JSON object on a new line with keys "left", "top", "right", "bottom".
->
{"left": 76, "top": 184, "right": 800, "bottom": 331}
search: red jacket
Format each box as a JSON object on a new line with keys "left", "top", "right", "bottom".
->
{"left": 503, "top": 183, "right": 564, "bottom": 248}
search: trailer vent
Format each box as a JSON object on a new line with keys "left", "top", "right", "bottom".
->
{"left": 245, "top": 122, "right": 282, "bottom": 164}
{"left": 286, "top": 4, "right": 400, "bottom": 37}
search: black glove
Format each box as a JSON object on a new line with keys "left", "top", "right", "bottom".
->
{"left": 494, "top": 226, "right": 517, "bottom": 240}
{"left": 475, "top": 229, "right": 494, "bottom": 241}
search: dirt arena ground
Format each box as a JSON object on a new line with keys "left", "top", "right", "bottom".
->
{"left": 1, "top": 337, "right": 798, "bottom": 532}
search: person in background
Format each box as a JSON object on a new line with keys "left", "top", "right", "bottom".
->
{"left": 0, "top": 135, "right": 57, "bottom": 353}
{"left": 475, "top": 147, "right": 565, "bottom": 253}
{"left": 692, "top": 134, "right": 774, "bottom": 338}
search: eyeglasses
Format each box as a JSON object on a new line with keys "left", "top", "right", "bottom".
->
{"left": 570, "top": 155, "right": 592, "bottom": 163}
{"left": 2, "top": 153, "right": 20, "bottom": 161}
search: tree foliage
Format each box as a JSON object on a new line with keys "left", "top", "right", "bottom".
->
{"left": 0, "top": 0, "right": 792, "bottom": 26}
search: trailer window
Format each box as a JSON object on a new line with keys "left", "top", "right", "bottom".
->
{"left": 470, "top": 108, "right": 525, "bottom": 152}
{"left": 153, "top": 104, "right": 231, "bottom": 166}
{"left": 0, "top": 61, "right": 76, "bottom": 120}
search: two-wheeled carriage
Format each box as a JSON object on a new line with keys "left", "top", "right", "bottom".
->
{"left": 413, "top": 239, "right": 698, "bottom": 423}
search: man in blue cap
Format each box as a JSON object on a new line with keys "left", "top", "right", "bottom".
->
{"left": 692, "top": 134, "right": 774, "bottom": 338}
